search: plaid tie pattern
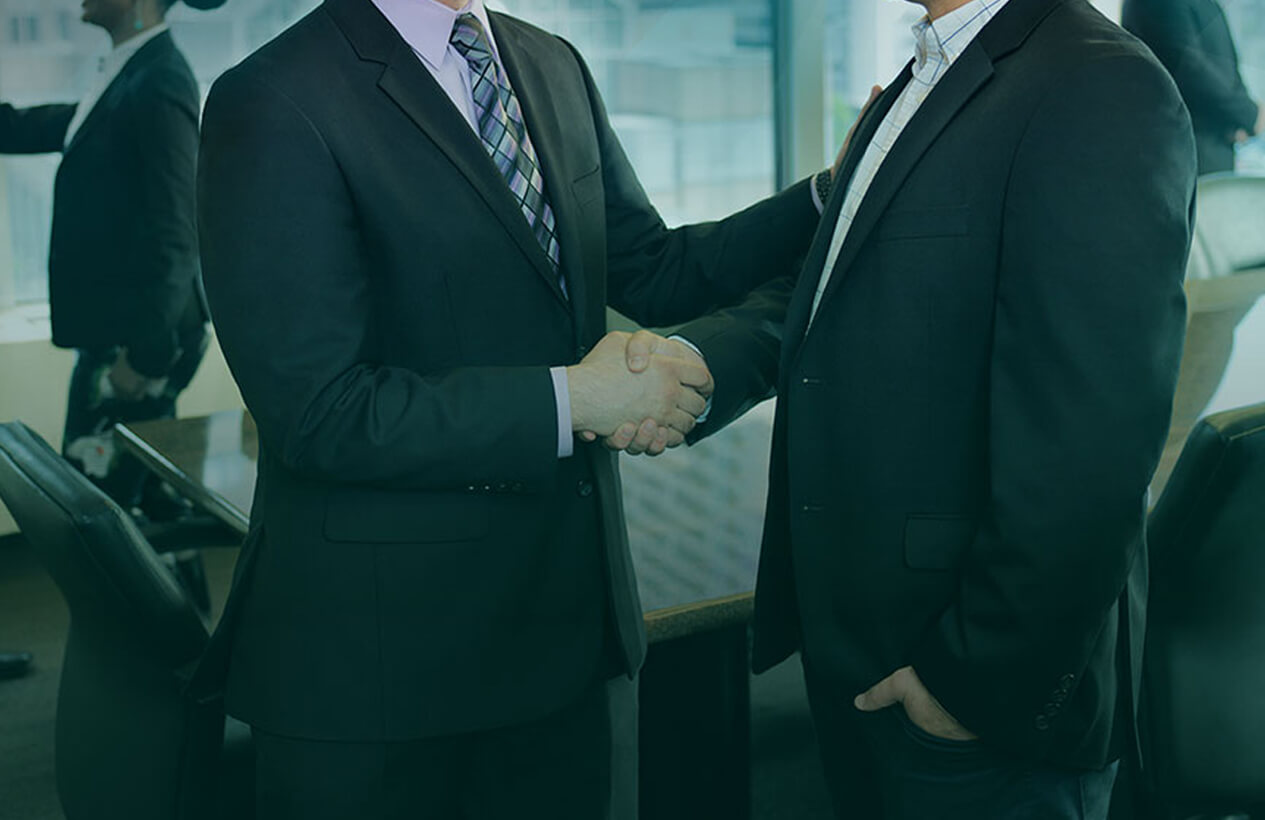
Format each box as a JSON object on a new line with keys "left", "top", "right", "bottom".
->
{"left": 450, "top": 14, "right": 563, "bottom": 277}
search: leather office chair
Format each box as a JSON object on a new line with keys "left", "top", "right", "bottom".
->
{"left": 1136, "top": 402, "right": 1265, "bottom": 819}
{"left": 0, "top": 421, "right": 253, "bottom": 820}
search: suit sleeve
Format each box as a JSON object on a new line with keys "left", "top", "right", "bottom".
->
{"left": 908, "top": 55, "right": 1195, "bottom": 755}
{"left": 674, "top": 276, "right": 795, "bottom": 438}
{"left": 198, "top": 71, "right": 558, "bottom": 492}
{"left": 0, "top": 102, "right": 75, "bottom": 154}
{"left": 562, "top": 41, "right": 819, "bottom": 328}
{"left": 121, "top": 69, "right": 204, "bottom": 377}
{"left": 1127, "top": 2, "right": 1258, "bottom": 134}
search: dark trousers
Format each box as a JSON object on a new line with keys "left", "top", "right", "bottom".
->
{"left": 61, "top": 324, "right": 208, "bottom": 508}
{"left": 804, "top": 666, "right": 1118, "bottom": 820}
{"left": 253, "top": 675, "right": 637, "bottom": 820}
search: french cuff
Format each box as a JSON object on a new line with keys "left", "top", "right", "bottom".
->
{"left": 668, "top": 335, "right": 712, "bottom": 424}
{"left": 550, "top": 366, "right": 575, "bottom": 459}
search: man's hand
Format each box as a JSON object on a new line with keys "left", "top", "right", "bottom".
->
{"left": 567, "top": 331, "right": 710, "bottom": 445}
{"left": 580, "top": 330, "right": 713, "bottom": 456}
{"left": 832, "top": 85, "right": 883, "bottom": 181}
{"left": 854, "top": 665, "right": 978, "bottom": 742}
{"left": 107, "top": 349, "right": 154, "bottom": 402}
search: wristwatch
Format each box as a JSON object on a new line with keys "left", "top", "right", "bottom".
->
{"left": 814, "top": 168, "right": 833, "bottom": 207}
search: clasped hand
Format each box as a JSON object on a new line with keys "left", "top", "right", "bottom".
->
{"left": 567, "top": 330, "right": 713, "bottom": 457}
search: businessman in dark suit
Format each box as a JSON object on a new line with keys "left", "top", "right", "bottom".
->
{"left": 195, "top": 0, "right": 821, "bottom": 815}
{"left": 0, "top": 0, "right": 219, "bottom": 516}
{"left": 621, "top": 0, "right": 1197, "bottom": 816}
{"left": 1124, "top": 0, "right": 1262, "bottom": 173}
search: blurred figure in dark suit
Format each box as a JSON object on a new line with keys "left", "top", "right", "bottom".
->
{"left": 0, "top": 0, "right": 224, "bottom": 521}
{"left": 1125, "top": 0, "right": 1263, "bottom": 173}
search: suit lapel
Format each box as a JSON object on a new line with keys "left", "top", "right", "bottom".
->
{"left": 491, "top": 14, "right": 589, "bottom": 333}
{"left": 327, "top": 0, "right": 567, "bottom": 308}
{"left": 787, "top": 0, "right": 1067, "bottom": 357}
{"left": 779, "top": 72, "right": 910, "bottom": 376}
{"left": 803, "top": 45, "right": 994, "bottom": 339}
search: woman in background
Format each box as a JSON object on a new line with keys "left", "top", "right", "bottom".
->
{"left": 0, "top": 0, "right": 224, "bottom": 526}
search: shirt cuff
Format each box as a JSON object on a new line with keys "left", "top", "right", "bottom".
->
{"left": 810, "top": 176, "right": 826, "bottom": 213}
{"left": 550, "top": 366, "right": 574, "bottom": 459}
{"left": 668, "top": 335, "right": 712, "bottom": 425}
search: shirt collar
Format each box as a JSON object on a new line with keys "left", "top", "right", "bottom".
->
{"left": 912, "top": 0, "right": 1008, "bottom": 80}
{"left": 102, "top": 22, "right": 169, "bottom": 76}
{"left": 372, "top": 0, "right": 497, "bottom": 71}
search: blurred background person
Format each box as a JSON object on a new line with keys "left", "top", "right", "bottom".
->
{"left": 0, "top": 0, "right": 223, "bottom": 526}
{"left": 1124, "top": 0, "right": 1264, "bottom": 173}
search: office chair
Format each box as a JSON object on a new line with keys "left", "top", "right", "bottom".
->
{"left": 1136, "top": 402, "right": 1265, "bottom": 819}
{"left": 0, "top": 421, "right": 253, "bottom": 820}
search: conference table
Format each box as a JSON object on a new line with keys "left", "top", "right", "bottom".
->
{"left": 117, "top": 401, "right": 779, "bottom": 820}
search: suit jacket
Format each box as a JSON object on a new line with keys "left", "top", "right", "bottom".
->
{"left": 195, "top": 0, "right": 817, "bottom": 742}
{"left": 1123, "top": 0, "right": 1258, "bottom": 173}
{"left": 0, "top": 31, "right": 207, "bottom": 376}
{"left": 681, "top": 0, "right": 1195, "bottom": 769}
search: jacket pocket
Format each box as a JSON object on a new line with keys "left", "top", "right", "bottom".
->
{"left": 572, "top": 165, "right": 603, "bottom": 207}
{"left": 903, "top": 514, "right": 975, "bottom": 570}
{"left": 876, "top": 205, "right": 970, "bottom": 241}
{"left": 323, "top": 489, "right": 491, "bottom": 544}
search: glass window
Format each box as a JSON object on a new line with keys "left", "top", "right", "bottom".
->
{"left": 0, "top": 0, "right": 774, "bottom": 309}
{"left": 500, "top": 0, "right": 777, "bottom": 227}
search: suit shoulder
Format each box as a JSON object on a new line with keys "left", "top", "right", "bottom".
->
{"left": 210, "top": 5, "right": 341, "bottom": 105}
{"left": 488, "top": 12, "right": 578, "bottom": 63}
{"left": 117, "top": 37, "right": 200, "bottom": 116}
{"left": 1035, "top": 0, "right": 1166, "bottom": 68}
{"left": 1022, "top": 1, "right": 1181, "bottom": 101}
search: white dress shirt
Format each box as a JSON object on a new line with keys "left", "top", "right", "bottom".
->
{"left": 64, "top": 23, "right": 171, "bottom": 148}
{"left": 808, "top": 0, "right": 1010, "bottom": 325}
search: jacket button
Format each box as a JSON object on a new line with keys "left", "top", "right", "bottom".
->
{"left": 1060, "top": 673, "right": 1076, "bottom": 688}
{"left": 577, "top": 480, "right": 594, "bottom": 498}
{"left": 1035, "top": 715, "right": 1050, "bottom": 731}
{"left": 1051, "top": 690, "right": 1067, "bottom": 704}
{"left": 577, "top": 344, "right": 591, "bottom": 358}
{"left": 512, "top": 482, "right": 525, "bottom": 493}
{"left": 1043, "top": 703, "right": 1060, "bottom": 717}
{"left": 801, "top": 376, "right": 822, "bottom": 386}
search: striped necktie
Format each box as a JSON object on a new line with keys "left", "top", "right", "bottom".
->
{"left": 450, "top": 14, "right": 563, "bottom": 281}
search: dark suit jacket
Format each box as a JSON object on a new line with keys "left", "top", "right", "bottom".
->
{"left": 1124, "top": 0, "right": 1258, "bottom": 173}
{"left": 195, "top": 0, "right": 817, "bottom": 742}
{"left": 0, "top": 31, "right": 207, "bottom": 376}
{"left": 681, "top": 0, "right": 1195, "bottom": 769}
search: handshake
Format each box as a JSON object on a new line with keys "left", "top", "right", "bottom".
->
{"left": 567, "top": 330, "right": 713, "bottom": 456}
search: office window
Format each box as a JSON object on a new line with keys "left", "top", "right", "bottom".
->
{"left": 0, "top": 0, "right": 775, "bottom": 310}
{"left": 501, "top": 0, "right": 777, "bottom": 227}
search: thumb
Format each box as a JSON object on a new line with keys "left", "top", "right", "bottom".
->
{"left": 625, "top": 329, "right": 660, "bottom": 373}
{"left": 854, "top": 673, "right": 901, "bottom": 712}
